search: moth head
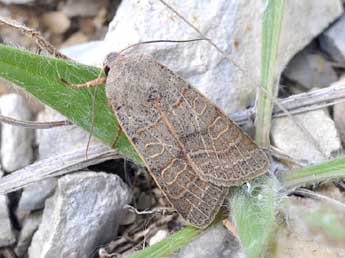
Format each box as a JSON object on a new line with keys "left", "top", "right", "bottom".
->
{"left": 103, "top": 52, "right": 118, "bottom": 74}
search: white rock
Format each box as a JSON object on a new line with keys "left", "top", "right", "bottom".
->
{"left": 0, "top": 0, "right": 33, "bottom": 4}
{"left": 169, "top": 224, "right": 243, "bottom": 258}
{"left": 15, "top": 212, "right": 42, "bottom": 257}
{"left": 0, "top": 170, "right": 16, "bottom": 247}
{"left": 320, "top": 14, "right": 345, "bottom": 64}
{"left": 35, "top": 107, "right": 92, "bottom": 159}
{"left": 149, "top": 229, "right": 169, "bottom": 246}
{"left": 16, "top": 179, "right": 57, "bottom": 221}
{"left": 0, "top": 93, "right": 33, "bottom": 172}
{"left": 0, "top": 194, "right": 15, "bottom": 247}
{"left": 67, "top": 0, "right": 342, "bottom": 113}
{"left": 16, "top": 108, "right": 92, "bottom": 218}
{"left": 29, "top": 172, "right": 131, "bottom": 258}
{"left": 284, "top": 51, "right": 338, "bottom": 89}
{"left": 279, "top": 1, "right": 342, "bottom": 70}
{"left": 331, "top": 77, "right": 345, "bottom": 145}
{"left": 334, "top": 102, "right": 345, "bottom": 145}
{"left": 271, "top": 109, "right": 341, "bottom": 162}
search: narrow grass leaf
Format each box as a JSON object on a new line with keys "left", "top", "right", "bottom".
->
{"left": 129, "top": 226, "right": 202, "bottom": 258}
{"left": 0, "top": 44, "right": 141, "bottom": 163}
{"left": 256, "top": 0, "right": 285, "bottom": 146}
{"left": 280, "top": 156, "right": 345, "bottom": 189}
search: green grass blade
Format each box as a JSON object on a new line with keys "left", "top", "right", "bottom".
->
{"left": 230, "top": 2, "right": 285, "bottom": 256}
{"left": 129, "top": 226, "right": 202, "bottom": 258}
{"left": 280, "top": 156, "right": 345, "bottom": 189}
{"left": 256, "top": 0, "right": 285, "bottom": 146}
{"left": 230, "top": 177, "right": 277, "bottom": 258}
{"left": 0, "top": 44, "right": 141, "bottom": 163}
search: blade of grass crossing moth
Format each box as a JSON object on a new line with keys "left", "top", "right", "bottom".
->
{"left": 230, "top": 1, "right": 284, "bottom": 257}
{"left": 0, "top": 44, "right": 141, "bottom": 164}
{"left": 128, "top": 213, "right": 225, "bottom": 258}
{"left": 255, "top": 0, "right": 285, "bottom": 147}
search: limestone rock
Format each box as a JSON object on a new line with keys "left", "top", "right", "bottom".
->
{"left": 272, "top": 109, "right": 341, "bottom": 162}
{"left": 284, "top": 50, "right": 337, "bottom": 89}
{"left": 334, "top": 102, "right": 345, "bottom": 146}
{"left": 320, "top": 14, "right": 345, "bottom": 64}
{"left": 0, "top": 170, "right": 16, "bottom": 247}
{"left": 0, "top": 93, "right": 34, "bottom": 172}
{"left": 16, "top": 108, "right": 95, "bottom": 218}
{"left": 29, "top": 172, "right": 131, "bottom": 258}
{"left": 333, "top": 78, "right": 345, "bottom": 145}
{"left": 35, "top": 107, "right": 91, "bottom": 160}
{"left": 14, "top": 212, "right": 42, "bottom": 257}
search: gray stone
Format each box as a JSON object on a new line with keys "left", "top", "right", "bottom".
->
{"left": 62, "top": 0, "right": 103, "bottom": 17}
{"left": 284, "top": 51, "right": 338, "bottom": 89}
{"left": 0, "top": 93, "right": 34, "bottom": 172}
{"left": 334, "top": 102, "right": 345, "bottom": 146}
{"left": 14, "top": 211, "right": 42, "bottom": 257}
{"left": 35, "top": 107, "right": 91, "bottom": 159}
{"left": 271, "top": 109, "right": 341, "bottom": 162}
{"left": 69, "top": 0, "right": 342, "bottom": 113}
{"left": 278, "top": 1, "right": 342, "bottom": 70}
{"left": 16, "top": 179, "right": 57, "bottom": 221}
{"left": 16, "top": 108, "right": 92, "bottom": 218}
{"left": 169, "top": 224, "right": 243, "bottom": 258}
{"left": 0, "top": 0, "right": 34, "bottom": 4}
{"left": 320, "top": 14, "right": 345, "bottom": 64}
{"left": 333, "top": 77, "right": 345, "bottom": 145}
{"left": 28, "top": 172, "right": 131, "bottom": 258}
{"left": 0, "top": 170, "right": 16, "bottom": 247}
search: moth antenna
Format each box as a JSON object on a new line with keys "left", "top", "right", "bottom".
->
{"left": 118, "top": 38, "right": 206, "bottom": 56}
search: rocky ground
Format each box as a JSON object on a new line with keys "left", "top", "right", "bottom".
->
{"left": 0, "top": 0, "right": 345, "bottom": 258}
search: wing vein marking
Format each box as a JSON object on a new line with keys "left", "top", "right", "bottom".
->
{"left": 161, "top": 158, "right": 188, "bottom": 185}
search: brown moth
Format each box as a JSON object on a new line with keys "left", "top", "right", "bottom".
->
{"left": 73, "top": 53, "right": 270, "bottom": 228}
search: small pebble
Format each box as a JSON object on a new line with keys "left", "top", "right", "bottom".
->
{"left": 149, "top": 229, "right": 169, "bottom": 246}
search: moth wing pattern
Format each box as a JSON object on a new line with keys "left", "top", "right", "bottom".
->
{"left": 169, "top": 86, "right": 270, "bottom": 187}
{"left": 105, "top": 54, "right": 269, "bottom": 228}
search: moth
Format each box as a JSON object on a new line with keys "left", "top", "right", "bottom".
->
{"left": 69, "top": 53, "right": 270, "bottom": 228}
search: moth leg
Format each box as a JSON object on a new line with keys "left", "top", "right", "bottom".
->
{"left": 59, "top": 59, "right": 107, "bottom": 89}
{"left": 59, "top": 77, "right": 106, "bottom": 89}
{"left": 111, "top": 125, "right": 123, "bottom": 148}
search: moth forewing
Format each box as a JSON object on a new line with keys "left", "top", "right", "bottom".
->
{"left": 104, "top": 53, "right": 270, "bottom": 228}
